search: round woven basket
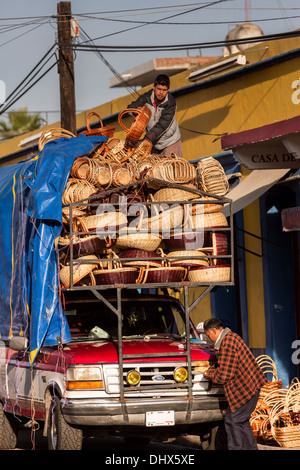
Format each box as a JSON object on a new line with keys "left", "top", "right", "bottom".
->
{"left": 59, "top": 234, "right": 108, "bottom": 258}
{"left": 81, "top": 112, "right": 115, "bottom": 138}
{"left": 119, "top": 249, "right": 163, "bottom": 267}
{"left": 206, "top": 232, "right": 228, "bottom": 266}
{"left": 93, "top": 267, "right": 138, "bottom": 285}
{"left": 140, "top": 266, "right": 187, "bottom": 284}
{"left": 71, "top": 157, "right": 112, "bottom": 188}
{"left": 140, "top": 199, "right": 184, "bottom": 233}
{"left": 189, "top": 196, "right": 223, "bottom": 214}
{"left": 62, "top": 179, "right": 96, "bottom": 210}
{"left": 197, "top": 156, "right": 229, "bottom": 196}
{"left": 38, "top": 127, "right": 75, "bottom": 151}
{"left": 116, "top": 228, "right": 162, "bottom": 251}
{"left": 166, "top": 250, "right": 209, "bottom": 269}
{"left": 59, "top": 255, "right": 99, "bottom": 288}
{"left": 147, "top": 158, "right": 196, "bottom": 187}
{"left": 152, "top": 184, "right": 199, "bottom": 203}
{"left": 79, "top": 211, "right": 128, "bottom": 233}
{"left": 163, "top": 230, "right": 209, "bottom": 251}
{"left": 188, "top": 265, "right": 231, "bottom": 283}
{"left": 191, "top": 211, "right": 228, "bottom": 229}
{"left": 118, "top": 105, "right": 152, "bottom": 142}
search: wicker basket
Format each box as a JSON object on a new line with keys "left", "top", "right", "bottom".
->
{"left": 71, "top": 157, "right": 112, "bottom": 188}
{"left": 188, "top": 265, "right": 231, "bottom": 283}
{"left": 79, "top": 211, "right": 128, "bottom": 233}
{"left": 191, "top": 211, "right": 228, "bottom": 229}
{"left": 59, "top": 233, "right": 109, "bottom": 258}
{"left": 59, "top": 255, "right": 99, "bottom": 288}
{"left": 152, "top": 184, "right": 199, "bottom": 203}
{"left": 163, "top": 230, "right": 209, "bottom": 251}
{"left": 147, "top": 158, "right": 196, "bottom": 187}
{"left": 81, "top": 112, "right": 115, "bottom": 138}
{"left": 62, "top": 179, "right": 96, "bottom": 210}
{"left": 163, "top": 249, "right": 209, "bottom": 269}
{"left": 270, "top": 400, "right": 300, "bottom": 448}
{"left": 203, "top": 232, "right": 228, "bottom": 266}
{"left": 38, "top": 127, "right": 75, "bottom": 151}
{"left": 93, "top": 267, "right": 139, "bottom": 285}
{"left": 140, "top": 266, "right": 187, "bottom": 284}
{"left": 118, "top": 105, "right": 152, "bottom": 142}
{"left": 197, "top": 156, "right": 229, "bottom": 196}
{"left": 141, "top": 196, "right": 184, "bottom": 233}
{"left": 119, "top": 249, "right": 163, "bottom": 267}
{"left": 116, "top": 227, "right": 162, "bottom": 251}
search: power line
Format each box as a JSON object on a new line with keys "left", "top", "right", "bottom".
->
{"left": 0, "top": 44, "right": 57, "bottom": 115}
{"left": 63, "top": 28, "right": 300, "bottom": 53}
{"left": 78, "top": 0, "right": 231, "bottom": 44}
{"left": 78, "top": 27, "right": 140, "bottom": 99}
{"left": 78, "top": 13, "right": 300, "bottom": 26}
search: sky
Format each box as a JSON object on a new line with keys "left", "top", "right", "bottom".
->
{"left": 0, "top": 0, "right": 299, "bottom": 126}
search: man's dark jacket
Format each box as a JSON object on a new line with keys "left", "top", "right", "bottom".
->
{"left": 128, "top": 89, "right": 180, "bottom": 150}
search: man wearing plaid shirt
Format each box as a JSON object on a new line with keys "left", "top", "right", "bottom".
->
{"left": 203, "top": 318, "right": 267, "bottom": 450}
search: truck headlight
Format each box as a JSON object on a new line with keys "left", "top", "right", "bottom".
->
{"left": 66, "top": 367, "right": 103, "bottom": 390}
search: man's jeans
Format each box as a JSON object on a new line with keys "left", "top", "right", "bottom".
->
{"left": 225, "top": 390, "right": 260, "bottom": 450}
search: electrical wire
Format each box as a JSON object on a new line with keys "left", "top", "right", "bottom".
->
{"left": 77, "top": 13, "right": 300, "bottom": 26}
{"left": 78, "top": 26, "right": 140, "bottom": 99}
{"left": 78, "top": 0, "right": 232, "bottom": 44}
{"left": 63, "top": 28, "right": 300, "bottom": 52}
{"left": 0, "top": 44, "right": 57, "bottom": 115}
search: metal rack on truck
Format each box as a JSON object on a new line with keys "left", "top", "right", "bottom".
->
{"left": 61, "top": 178, "right": 234, "bottom": 423}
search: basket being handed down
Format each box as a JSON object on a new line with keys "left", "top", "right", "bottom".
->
{"left": 118, "top": 105, "right": 152, "bottom": 142}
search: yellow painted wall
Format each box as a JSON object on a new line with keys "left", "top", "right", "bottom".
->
{"left": 243, "top": 199, "right": 266, "bottom": 349}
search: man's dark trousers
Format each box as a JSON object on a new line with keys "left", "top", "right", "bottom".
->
{"left": 225, "top": 390, "right": 260, "bottom": 450}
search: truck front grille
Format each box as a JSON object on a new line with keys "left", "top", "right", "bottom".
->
{"left": 103, "top": 362, "right": 211, "bottom": 394}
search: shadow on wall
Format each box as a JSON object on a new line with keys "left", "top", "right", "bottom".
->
{"left": 179, "top": 104, "right": 233, "bottom": 141}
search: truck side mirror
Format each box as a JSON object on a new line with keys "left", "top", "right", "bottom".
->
{"left": 9, "top": 336, "right": 28, "bottom": 351}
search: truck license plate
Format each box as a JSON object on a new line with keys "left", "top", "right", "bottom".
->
{"left": 146, "top": 410, "right": 175, "bottom": 427}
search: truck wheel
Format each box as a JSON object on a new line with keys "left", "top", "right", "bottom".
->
{"left": 47, "top": 396, "right": 83, "bottom": 450}
{"left": 0, "top": 402, "right": 18, "bottom": 449}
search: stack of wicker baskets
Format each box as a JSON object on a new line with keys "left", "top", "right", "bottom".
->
{"left": 250, "top": 355, "right": 300, "bottom": 448}
{"left": 41, "top": 117, "right": 231, "bottom": 288}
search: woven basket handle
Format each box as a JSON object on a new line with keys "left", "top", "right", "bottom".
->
{"left": 157, "top": 247, "right": 168, "bottom": 267}
{"left": 136, "top": 266, "right": 146, "bottom": 284}
{"left": 73, "top": 216, "right": 89, "bottom": 237}
{"left": 86, "top": 112, "right": 104, "bottom": 133}
{"left": 118, "top": 108, "right": 142, "bottom": 133}
{"left": 148, "top": 193, "right": 161, "bottom": 217}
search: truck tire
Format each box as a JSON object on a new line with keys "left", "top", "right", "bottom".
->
{"left": 0, "top": 402, "right": 18, "bottom": 450}
{"left": 47, "top": 396, "right": 83, "bottom": 450}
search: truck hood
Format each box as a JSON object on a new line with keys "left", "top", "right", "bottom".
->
{"left": 63, "top": 338, "right": 215, "bottom": 364}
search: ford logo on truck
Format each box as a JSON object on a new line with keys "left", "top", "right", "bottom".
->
{"left": 152, "top": 375, "right": 165, "bottom": 381}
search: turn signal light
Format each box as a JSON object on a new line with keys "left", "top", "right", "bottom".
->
{"left": 66, "top": 380, "right": 104, "bottom": 390}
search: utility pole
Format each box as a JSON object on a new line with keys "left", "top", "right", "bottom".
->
{"left": 57, "top": 1, "right": 76, "bottom": 135}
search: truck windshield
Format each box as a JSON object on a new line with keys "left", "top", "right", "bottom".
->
{"left": 64, "top": 298, "right": 194, "bottom": 341}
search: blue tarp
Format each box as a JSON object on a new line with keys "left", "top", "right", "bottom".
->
{"left": 0, "top": 134, "right": 107, "bottom": 364}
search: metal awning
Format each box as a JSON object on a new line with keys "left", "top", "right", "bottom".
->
{"left": 221, "top": 115, "right": 300, "bottom": 170}
{"left": 222, "top": 168, "right": 290, "bottom": 216}
{"left": 281, "top": 206, "right": 300, "bottom": 231}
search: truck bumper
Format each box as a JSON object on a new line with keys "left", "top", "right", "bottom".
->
{"left": 62, "top": 395, "right": 227, "bottom": 426}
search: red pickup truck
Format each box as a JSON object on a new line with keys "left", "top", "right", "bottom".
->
{"left": 0, "top": 291, "right": 227, "bottom": 450}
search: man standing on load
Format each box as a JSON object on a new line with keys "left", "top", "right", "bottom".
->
{"left": 203, "top": 318, "right": 267, "bottom": 450}
{"left": 127, "top": 74, "right": 182, "bottom": 157}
